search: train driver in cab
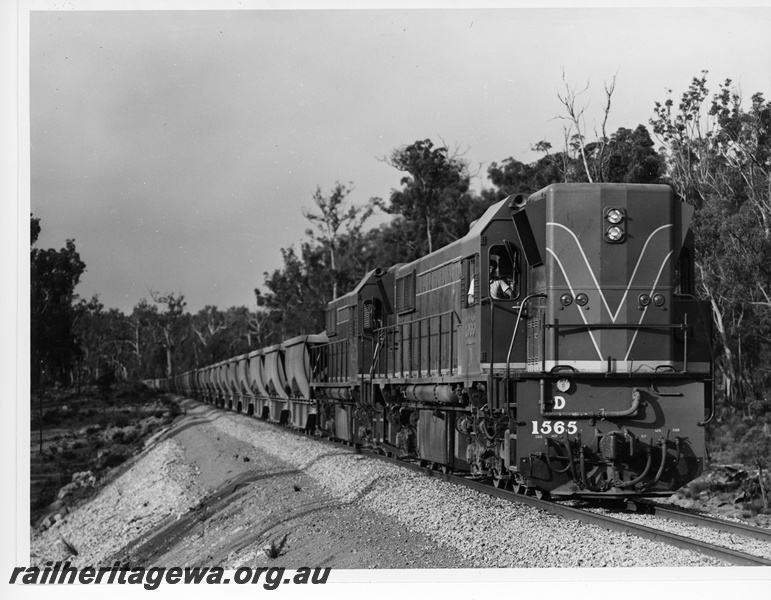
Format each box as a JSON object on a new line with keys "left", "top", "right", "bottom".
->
{"left": 489, "top": 257, "right": 513, "bottom": 300}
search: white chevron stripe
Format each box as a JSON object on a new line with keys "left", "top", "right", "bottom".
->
{"left": 546, "top": 247, "right": 604, "bottom": 361}
{"left": 547, "top": 222, "right": 673, "bottom": 323}
{"left": 623, "top": 250, "right": 673, "bottom": 361}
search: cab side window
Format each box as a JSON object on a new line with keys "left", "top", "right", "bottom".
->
{"left": 463, "top": 254, "right": 479, "bottom": 307}
{"left": 489, "top": 243, "right": 520, "bottom": 301}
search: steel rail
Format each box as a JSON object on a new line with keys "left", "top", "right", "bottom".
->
{"left": 631, "top": 500, "right": 771, "bottom": 544}
{"left": 360, "top": 450, "right": 771, "bottom": 567}
{"left": 182, "top": 397, "right": 771, "bottom": 567}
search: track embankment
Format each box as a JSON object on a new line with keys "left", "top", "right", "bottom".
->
{"left": 31, "top": 399, "right": 727, "bottom": 569}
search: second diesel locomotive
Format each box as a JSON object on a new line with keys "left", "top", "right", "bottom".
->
{"left": 166, "top": 183, "right": 714, "bottom": 500}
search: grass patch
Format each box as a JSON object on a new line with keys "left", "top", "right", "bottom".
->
{"left": 263, "top": 534, "right": 289, "bottom": 559}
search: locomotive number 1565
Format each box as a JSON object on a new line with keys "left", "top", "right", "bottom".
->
{"left": 531, "top": 421, "right": 578, "bottom": 435}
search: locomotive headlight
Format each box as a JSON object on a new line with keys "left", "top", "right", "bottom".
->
{"left": 606, "top": 208, "right": 624, "bottom": 224}
{"left": 556, "top": 378, "right": 571, "bottom": 393}
{"left": 575, "top": 293, "right": 589, "bottom": 306}
{"left": 560, "top": 293, "right": 573, "bottom": 306}
{"left": 639, "top": 293, "right": 651, "bottom": 306}
{"left": 606, "top": 225, "right": 624, "bottom": 242}
{"left": 653, "top": 293, "right": 666, "bottom": 307}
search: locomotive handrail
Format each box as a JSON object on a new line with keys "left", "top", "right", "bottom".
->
{"left": 309, "top": 337, "right": 349, "bottom": 384}
{"left": 369, "top": 329, "right": 387, "bottom": 378}
{"left": 371, "top": 309, "right": 460, "bottom": 334}
{"left": 544, "top": 322, "right": 688, "bottom": 330}
{"left": 370, "top": 310, "right": 458, "bottom": 379}
{"left": 698, "top": 379, "right": 716, "bottom": 427}
{"left": 505, "top": 293, "right": 547, "bottom": 407}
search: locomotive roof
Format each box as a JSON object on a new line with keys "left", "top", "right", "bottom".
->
{"left": 390, "top": 196, "right": 513, "bottom": 275}
{"left": 467, "top": 196, "right": 511, "bottom": 237}
{"left": 283, "top": 333, "right": 329, "bottom": 346}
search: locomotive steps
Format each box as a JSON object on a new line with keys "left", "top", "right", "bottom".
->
{"left": 32, "top": 398, "right": 733, "bottom": 568}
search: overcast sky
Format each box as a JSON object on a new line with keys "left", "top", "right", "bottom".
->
{"left": 26, "top": 4, "right": 771, "bottom": 314}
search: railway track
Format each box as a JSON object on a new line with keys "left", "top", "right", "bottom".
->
{"left": 182, "top": 398, "right": 771, "bottom": 567}
{"left": 631, "top": 500, "right": 771, "bottom": 544}
{"left": 360, "top": 449, "right": 771, "bottom": 567}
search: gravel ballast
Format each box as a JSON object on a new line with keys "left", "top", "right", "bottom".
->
{"left": 31, "top": 399, "right": 737, "bottom": 569}
{"left": 212, "top": 410, "right": 726, "bottom": 568}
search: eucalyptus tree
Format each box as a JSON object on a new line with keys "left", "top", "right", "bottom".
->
{"left": 30, "top": 215, "right": 86, "bottom": 388}
{"left": 303, "top": 182, "right": 374, "bottom": 299}
{"left": 651, "top": 73, "right": 771, "bottom": 411}
{"left": 374, "top": 139, "right": 474, "bottom": 257}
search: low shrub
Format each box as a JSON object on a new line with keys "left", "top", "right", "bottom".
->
{"left": 41, "top": 410, "right": 64, "bottom": 426}
{"left": 60, "top": 449, "right": 77, "bottom": 461}
{"left": 736, "top": 427, "right": 771, "bottom": 466}
{"left": 100, "top": 446, "right": 131, "bottom": 469}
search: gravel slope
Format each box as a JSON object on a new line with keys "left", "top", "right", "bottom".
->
{"left": 31, "top": 398, "right": 731, "bottom": 569}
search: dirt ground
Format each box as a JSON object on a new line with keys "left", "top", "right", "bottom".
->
{"left": 34, "top": 398, "right": 469, "bottom": 569}
{"left": 32, "top": 396, "right": 770, "bottom": 571}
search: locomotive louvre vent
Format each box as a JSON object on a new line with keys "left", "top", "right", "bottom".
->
{"left": 326, "top": 308, "right": 337, "bottom": 337}
{"left": 395, "top": 271, "right": 416, "bottom": 314}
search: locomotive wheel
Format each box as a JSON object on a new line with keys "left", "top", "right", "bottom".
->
{"left": 492, "top": 460, "right": 511, "bottom": 490}
{"left": 512, "top": 483, "right": 525, "bottom": 495}
{"left": 493, "top": 475, "right": 512, "bottom": 490}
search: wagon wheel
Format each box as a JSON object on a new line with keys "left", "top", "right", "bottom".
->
{"left": 439, "top": 464, "right": 452, "bottom": 475}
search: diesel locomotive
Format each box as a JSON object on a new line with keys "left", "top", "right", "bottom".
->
{"left": 158, "top": 183, "right": 714, "bottom": 500}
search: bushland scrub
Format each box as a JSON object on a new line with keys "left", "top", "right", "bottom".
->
{"left": 675, "top": 404, "right": 771, "bottom": 523}
{"left": 30, "top": 381, "right": 182, "bottom": 527}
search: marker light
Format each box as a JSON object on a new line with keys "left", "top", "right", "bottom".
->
{"left": 556, "top": 378, "right": 571, "bottom": 393}
{"left": 639, "top": 293, "right": 651, "bottom": 307}
{"left": 606, "top": 226, "right": 624, "bottom": 242}
{"left": 575, "top": 293, "right": 589, "bottom": 306}
{"left": 606, "top": 208, "right": 624, "bottom": 224}
{"left": 560, "top": 293, "right": 573, "bottom": 306}
{"left": 653, "top": 294, "right": 666, "bottom": 307}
